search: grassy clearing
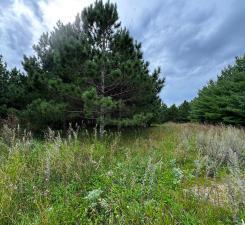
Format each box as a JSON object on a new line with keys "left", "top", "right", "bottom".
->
{"left": 0, "top": 123, "right": 244, "bottom": 224}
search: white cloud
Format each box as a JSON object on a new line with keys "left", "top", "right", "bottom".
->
{"left": 0, "top": 0, "right": 94, "bottom": 67}
{"left": 38, "top": 0, "right": 93, "bottom": 30}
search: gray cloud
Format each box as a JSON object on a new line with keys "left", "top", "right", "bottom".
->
{"left": 0, "top": 0, "right": 44, "bottom": 68}
{"left": 0, "top": 0, "right": 244, "bottom": 105}
{"left": 23, "top": 0, "right": 43, "bottom": 20}
{"left": 120, "top": 0, "right": 245, "bottom": 105}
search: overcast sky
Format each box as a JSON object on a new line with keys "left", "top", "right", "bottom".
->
{"left": 0, "top": 0, "right": 244, "bottom": 105}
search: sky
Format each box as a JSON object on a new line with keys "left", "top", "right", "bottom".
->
{"left": 0, "top": 0, "right": 245, "bottom": 105}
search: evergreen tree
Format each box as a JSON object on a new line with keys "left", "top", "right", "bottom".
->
{"left": 177, "top": 100, "right": 190, "bottom": 122}
{"left": 190, "top": 55, "right": 245, "bottom": 126}
{"left": 81, "top": 1, "right": 164, "bottom": 135}
{"left": 6, "top": 68, "right": 27, "bottom": 113}
{"left": 0, "top": 56, "right": 26, "bottom": 121}
{"left": 0, "top": 55, "right": 9, "bottom": 118}
{"left": 155, "top": 103, "right": 168, "bottom": 123}
{"left": 21, "top": 0, "right": 164, "bottom": 133}
{"left": 167, "top": 104, "right": 179, "bottom": 122}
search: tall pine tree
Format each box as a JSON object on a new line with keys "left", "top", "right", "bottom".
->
{"left": 21, "top": 1, "right": 164, "bottom": 133}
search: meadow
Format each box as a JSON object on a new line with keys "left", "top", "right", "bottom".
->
{"left": 0, "top": 123, "right": 244, "bottom": 224}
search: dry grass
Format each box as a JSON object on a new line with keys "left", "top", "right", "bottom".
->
{"left": 178, "top": 123, "right": 245, "bottom": 223}
{"left": 0, "top": 122, "right": 244, "bottom": 224}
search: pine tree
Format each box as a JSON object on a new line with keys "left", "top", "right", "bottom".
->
{"left": 190, "top": 55, "right": 245, "bottom": 126}
{"left": 80, "top": 1, "right": 164, "bottom": 136}
{"left": 6, "top": 68, "right": 27, "bottom": 114}
{"left": 177, "top": 100, "right": 190, "bottom": 122}
{"left": 154, "top": 103, "right": 168, "bottom": 123}
{"left": 167, "top": 104, "right": 179, "bottom": 122}
{"left": 0, "top": 56, "right": 27, "bottom": 121}
{"left": 21, "top": 0, "right": 164, "bottom": 133}
{"left": 0, "top": 55, "right": 9, "bottom": 118}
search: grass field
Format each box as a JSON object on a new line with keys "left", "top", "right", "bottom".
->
{"left": 0, "top": 123, "right": 244, "bottom": 224}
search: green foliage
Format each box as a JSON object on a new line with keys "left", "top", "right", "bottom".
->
{"left": 0, "top": 123, "right": 242, "bottom": 224}
{"left": 156, "top": 101, "right": 191, "bottom": 123}
{"left": 0, "top": 55, "right": 9, "bottom": 118}
{"left": 11, "top": 0, "right": 163, "bottom": 132}
{"left": 0, "top": 56, "right": 26, "bottom": 119}
{"left": 177, "top": 101, "right": 191, "bottom": 122}
{"left": 167, "top": 104, "right": 179, "bottom": 122}
{"left": 190, "top": 55, "right": 245, "bottom": 125}
{"left": 23, "top": 99, "right": 67, "bottom": 130}
{"left": 111, "top": 112, "right": 154, "bottom": 127}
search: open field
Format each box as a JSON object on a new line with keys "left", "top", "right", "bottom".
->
{"left": 0, "top": 123, "right": 244, "bottom": 224}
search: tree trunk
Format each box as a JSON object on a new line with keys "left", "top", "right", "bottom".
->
{"left": 99, "top": 68, "right": 105, "bottom": 138}
{"left": 99, "top": 113, "right": 105, "bottom": 138}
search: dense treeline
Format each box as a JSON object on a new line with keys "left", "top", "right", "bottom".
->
{"left": 0, "top": 56, "right": 26, "bottom": 119}
{"left": 190, "top": 55, "right": 245, "bottom": 126}
{"left": 0, "top": 1, "right": 244, "bottom": 131}
{"left": 156, "top": 56, "right": 245, "bottom": 126}
{"left": 156, "top": 100, "right": 191, "bottom": 123}
{"left": 0, "top": 1, "right": 164, "bottom": 135}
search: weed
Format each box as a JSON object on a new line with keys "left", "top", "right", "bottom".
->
{"left": 0, "top": 123, "right": 243, "bottom": 224}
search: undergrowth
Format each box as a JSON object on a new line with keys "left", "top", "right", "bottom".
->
{"left": 0, "top": 123, "right": 244, "bottom": 224}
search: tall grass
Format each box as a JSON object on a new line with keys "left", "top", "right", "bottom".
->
{"left": 0, "top": 123, "right": 244, "bottom": 224}
{"left": 179, "top": 124, "right": 245, "bottom": 223}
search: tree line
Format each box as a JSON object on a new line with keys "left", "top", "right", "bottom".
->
{"left": 0, "top": 1, "right": 244, "bottom": 133}
{"left": 156, "top": 101, "right": 191, "bottom": 123}
{"left": 159, "top": 54, "right": 245, "bottom": 126}
{"left": 0, "top": 1, "right": 164, "bottom": 136}
{"left": 190, "top": 55, "right": 245, "bottom": 126}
